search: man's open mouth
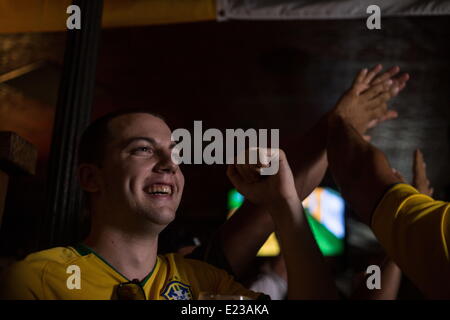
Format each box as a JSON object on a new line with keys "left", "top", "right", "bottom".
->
{"left": 145, "top": 183, "right": 173, "bottom": 196}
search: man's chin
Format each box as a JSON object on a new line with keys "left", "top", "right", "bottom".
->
{"left": 140, "top": 207, "right": 177, "bottom": 226}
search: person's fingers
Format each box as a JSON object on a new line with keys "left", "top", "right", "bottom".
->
{"left": 413, "top": 149, "right": 425, "bottom": 174}
{"left": 396, "top": 73, "right": 410, "bottom": 85}
{"left": 352, "top": 82, "right": 369, "bottom": 95}
{"left": 413, "top": 149, "right": 428, "bottom": 188}
{"left": 390, "top": 85, "right": 400, "bottom": 97}
{"left": 362, "top": 80, "right": 393, "bottom": 100}
{"left": 370, "top": 71, "right": 409, "bottom": 101}
{"left": 424, "top": 181, "right": 433, "bottom": 196}
{"left": 364, "top": 64, "right": 383, "bottom": 84}
{"left": 363, "top": 135, "right": 372, "bottom": 142}
{"left": 257, "top": 147, "right": 282, "bottom": 166}
{"left": 250, "top": 147, "right": 271, "bottom": 169}
{"left": 232, "top": 148, "right": 263, "bottom": 181}
{"left": 377, "top": 110, "right": 398, "bottom": 123}
{"left": 392, "top": 168, "right": 406, "bottom": 182}
{"left": 365, "top": 109, "right": 397, "bottom": 133}
{"left": 412, "top": 149, "right": 434, "bottom": 196}
{"left": 385, "top": 110, "right": 398, "bottom": 120}
{"left": 353, "top": 68, "right": 368, "bottom": 86}
{"left": 366, "top": 119, "right": 378, "bottom": 130}
{"left": 372, "top": 66, "right": 400, "bottom": 85}
{"left": 415, "top": 149, "right": 423, "bottom": 158}
{"left": 391, "top": 73, "right": 410, "bottom": 95}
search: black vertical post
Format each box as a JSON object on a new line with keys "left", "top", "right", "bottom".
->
{"left": 40, "top": 0, "right": 103, "bottom": 249}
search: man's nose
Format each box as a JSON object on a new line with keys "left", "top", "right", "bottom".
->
{"left": 154, "top": 151, "right": 178, "bottom": 174}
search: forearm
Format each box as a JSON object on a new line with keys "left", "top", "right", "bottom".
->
{"left": 267, "top": 198, "right": 338, "bottom": 300}
{"left": 376, "top": 260, "right": 402, "bottom": 300}
{"left": 218, "top": 201, "right": 274, "bottom": 279}
{"left": 326, "top": 115, "right": 400, "bottom": 224}
{"left": 291, "top": 113, "right": 329, "bottom": 200}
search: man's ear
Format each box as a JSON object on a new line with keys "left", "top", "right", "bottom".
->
{"left": 78, "top": 164, "right": 101, "bottom": 193}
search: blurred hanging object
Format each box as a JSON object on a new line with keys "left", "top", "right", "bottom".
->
{"left": 39, "top": 0, "right": 103, "bottom": 249}
{"left": 0, "top": 0, "right": 216, "bottom": 34}
{"left": 216, "top": 0, "right": 450, "bottom": 21}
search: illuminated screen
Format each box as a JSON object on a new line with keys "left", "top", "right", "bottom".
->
{"left": 227, "top": 187, "right": 346, "bottom": 257}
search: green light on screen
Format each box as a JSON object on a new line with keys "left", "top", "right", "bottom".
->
{"left": 228, "top": 189, "right": 244, "bottom": 210}
{"left": 226, "top": 188, "right": 344, "bottom": 256}
{"left": 304, "top": 208, "right": 344, "bottom": 256}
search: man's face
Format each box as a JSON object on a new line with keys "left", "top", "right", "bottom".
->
{"left": 97, "top": 113, "right": 184, "bottom": 229}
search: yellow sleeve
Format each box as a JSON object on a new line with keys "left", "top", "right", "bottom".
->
{"left": 371, "top": 183, "right": 450, "bottom": 298}
{"left": 0, "top": 260, "right": 45, "bottom": 300}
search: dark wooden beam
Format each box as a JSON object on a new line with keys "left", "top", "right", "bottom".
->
{"left": 40, "top": 0, "right": 103, "bottom": 249}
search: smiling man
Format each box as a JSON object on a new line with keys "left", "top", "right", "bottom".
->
{"left": 0, "top": 111, "right": 272, "bottom": 300}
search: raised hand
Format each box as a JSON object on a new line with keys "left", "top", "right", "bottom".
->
{"left": 332, "top": 64, "right": 409, "bottom": 139}
{"left": 228, "top": 148, "right": 339, "bottom": 299}
{"left": 226, "top": 148, "right": 299, "bottom": 209}
{"left": 413, "top": 149, "right": 434, "bottom": 196}
{"left": 390, "top": 149, "right": 433, "bottom": 196}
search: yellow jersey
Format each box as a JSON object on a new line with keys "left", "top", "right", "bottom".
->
{"left": 372, "top": 183, "right": 450, "bottom": 298}
{"left": 0, "top": 244, "right": 263, "bottom": 300}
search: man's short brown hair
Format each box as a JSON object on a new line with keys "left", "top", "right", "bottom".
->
{"left": 77, "top": 108, "right": 165, "bottom": 167}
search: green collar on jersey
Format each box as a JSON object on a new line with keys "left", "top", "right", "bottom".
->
{"left": 72, "top": 243, "right": 157, "bottom": 287}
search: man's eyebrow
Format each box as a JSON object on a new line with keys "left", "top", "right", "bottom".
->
{"left": 122, "top": 137, "right": 156, "bottom": 148}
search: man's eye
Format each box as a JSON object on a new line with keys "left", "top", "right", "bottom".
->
{"left": 132, "top": 147, "right": 153, "bottom": 155}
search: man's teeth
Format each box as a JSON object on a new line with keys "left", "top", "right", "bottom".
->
{"left": 147, "top": 184, "right": 172, "bottom": 195}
